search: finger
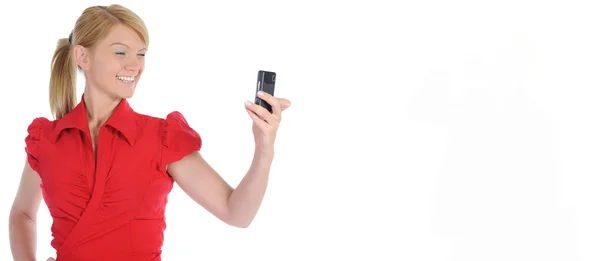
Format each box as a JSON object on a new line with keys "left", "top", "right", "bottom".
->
{"left": 47, "top": 258, "right": 56, "bottom": 261}
{"left": 257, "top": 91, "right": 282, "bottom": 118}
{"left": 279, "top": 98, "right": 291, "bottom": 111}
{"left": 245, "top": 107, "right": 269, "bottom": 130}
{"left": 245, "top": 101, "right": 278, "bottom": 125}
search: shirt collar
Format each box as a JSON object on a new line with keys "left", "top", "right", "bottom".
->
{"left": 51, "top": 94, "right": 138, "bottom": 146}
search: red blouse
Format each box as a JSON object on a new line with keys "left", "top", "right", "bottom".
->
{"left": 24, "top": 96, "right": 202, "bottom": 261}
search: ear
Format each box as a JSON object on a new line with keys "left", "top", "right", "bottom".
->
{"left": 73, "top": 45, "right": 91, "bottom": 71}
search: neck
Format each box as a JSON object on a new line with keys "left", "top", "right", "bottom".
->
{"left": 83, "top": 86, "right": 122, "bottom": 129}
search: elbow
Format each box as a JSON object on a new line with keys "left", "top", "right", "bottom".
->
{"left": 227, "top": 218, "right": 252, "bottom": 228}
{"left": 9, "top": 209, "right": 37, "bottom": 226}
{"left": 224, "top": 213, "right": 253, "bottom": 228}
{"left": 231, "top": 223, "right": 250, "bottom": 229}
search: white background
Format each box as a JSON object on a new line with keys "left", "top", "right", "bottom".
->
{"left": 1, "top": 0, "right": 599, "bottom": 260}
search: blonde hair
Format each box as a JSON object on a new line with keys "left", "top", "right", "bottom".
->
{"left": 49, "top": 4, "right": 149, "bottom": 119}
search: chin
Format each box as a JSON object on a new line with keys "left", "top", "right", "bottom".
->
{"left": 119, "top": 89, "right": 135, "bottom": 99}
{"left": 114, "top": 77, "right": 138, "bottom": 96}
{"left": 113, "top": 80, "right": 137, "bottom": 99}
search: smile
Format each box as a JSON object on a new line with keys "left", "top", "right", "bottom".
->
{"left": 117, "top": 76, "right": 135, "bottom": 82}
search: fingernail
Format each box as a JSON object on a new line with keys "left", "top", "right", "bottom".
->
{"left": 257, "top": 91, "right": 264, "bottom": 96}
{"left": 245, "top": 101, "right": 252, "bottom": 106}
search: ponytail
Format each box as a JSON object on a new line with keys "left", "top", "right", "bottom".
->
{"left": 49, "top": 37, "right": 77, "bottom": 119}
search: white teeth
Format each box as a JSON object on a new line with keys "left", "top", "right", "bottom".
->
{"left": 117, "top": 76, "right": 135, "bottom": 82}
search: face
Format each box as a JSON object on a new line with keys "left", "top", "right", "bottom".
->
{"left": 75, "top": 24, "right": 147, "bottom": 99}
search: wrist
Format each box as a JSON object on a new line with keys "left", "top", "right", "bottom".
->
{"left": 255, "top": 146, "right": 274, "bottom": 158}
{"left": 254, "top": 147, "right": 274, "bottom": 163}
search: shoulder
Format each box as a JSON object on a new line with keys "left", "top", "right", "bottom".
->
{"left": 134, "top": 111, "right": 200, "bottom": 140}
{"left": 25, "top": 117, "right": 54, "bottom": 141}
{"left": 24, "top": 117, "right": 54, "bottom": 171}
{"left": 136, "top": 111, "right": 194, "bottom": 130}
{"left": 139, "top": 111, "right": 202, "bottom": 169}
{"left": 26, "top": 116, "right": 51, "bottom": 131}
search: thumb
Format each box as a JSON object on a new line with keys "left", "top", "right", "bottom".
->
{"left": 279, "top": 98, "right": 291, "bottom": 111}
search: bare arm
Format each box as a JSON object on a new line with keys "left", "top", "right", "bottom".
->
{"left": 168, "top": 92, "right": 289, "bottom": 228}
{"left": 167, "top": 149, "right": 274, "bottom": 228}
{"left": 9, "top": 158, "right": 43, "bottom": 261}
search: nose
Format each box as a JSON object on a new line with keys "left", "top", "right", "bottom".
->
{"left": 125, "top": 56, "right": 141, "bottom": 72}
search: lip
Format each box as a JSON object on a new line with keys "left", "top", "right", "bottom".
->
{"left": 118, "top": 77, "right": 136, "bottom": 89}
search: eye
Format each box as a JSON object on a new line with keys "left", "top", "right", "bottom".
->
{"left": 137, "top": 53, "right": 146, "bottom": 57}
{"left": 114, "top": 49, "right": 126, "bottom": 56}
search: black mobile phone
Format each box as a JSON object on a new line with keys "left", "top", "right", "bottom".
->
{"left": 255, "top": 70, "right": 276, "bottom": 113}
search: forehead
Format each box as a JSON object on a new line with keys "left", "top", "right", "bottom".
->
{"left": 99, "top": 24, "right": 146, "bottom": 50}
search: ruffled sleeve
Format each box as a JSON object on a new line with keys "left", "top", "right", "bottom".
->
{"left": 159, "top": 111, "right": 202, "bottom": 172}
{"left": 24, "top": 117, "right": 49, "bottom": 173}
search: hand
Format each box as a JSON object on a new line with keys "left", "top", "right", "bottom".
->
{"left": 245, "top": 91, "right": 291, "bottom": 154}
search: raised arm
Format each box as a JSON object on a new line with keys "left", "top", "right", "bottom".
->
{"left": 168, "top": 91, "right": 290, "bottom": 228}
{"left": 168, "top": 149, "right": 274, "bottom": 228}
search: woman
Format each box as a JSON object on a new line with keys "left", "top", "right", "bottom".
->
{"left": 8, "top": 4, "right": 291, "bottom": 261}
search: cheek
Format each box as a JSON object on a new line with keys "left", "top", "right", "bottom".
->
{"left": 92, "top": 60, "right": 121, "bottom": 87}
{"left": 93, "top": 58, "right": 120, "bottom": 75}
{"left": 137, "top": 62, "right": 145, "bottom": 77}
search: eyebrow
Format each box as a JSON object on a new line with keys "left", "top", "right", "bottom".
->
{"left": 110, "top": 42, "right": 147, "bottom": 51}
